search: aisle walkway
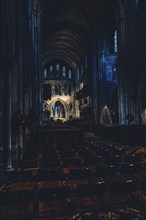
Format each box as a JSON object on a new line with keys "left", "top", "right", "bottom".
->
{"left": 0, "top": 131, "right": 146, "bottom": 220}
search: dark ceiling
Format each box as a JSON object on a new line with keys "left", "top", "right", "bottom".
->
{"left": 42, "top": 0, "right": 120, "bottom": 72}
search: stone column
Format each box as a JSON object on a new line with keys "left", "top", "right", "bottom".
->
{"left": 92, "top": 52, "right": 98, "bottom": 124}
{"left": 61, "top": 84, "right": 64, "bottom": 96}
{"left": 2, "top": 60, "right": 14, "bottom": 169}
{"left": 118, "top": 17, "right": 128, "bottom": 124}
{"left": 51, "top": 84, "right": 55, "bottom": 96}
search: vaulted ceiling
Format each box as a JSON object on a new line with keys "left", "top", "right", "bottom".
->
{"left": 42, "top": 0, "right": 126, "bottom": 73}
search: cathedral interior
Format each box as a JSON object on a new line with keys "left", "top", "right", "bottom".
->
{"left": 0, "top": 0, "right": 146, "bottom": 219}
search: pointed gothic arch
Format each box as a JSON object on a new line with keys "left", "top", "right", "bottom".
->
{"left": 47, "top": 97, "right": 70, "bottom": 121}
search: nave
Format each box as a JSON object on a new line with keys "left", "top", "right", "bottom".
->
{"left": 0, "top": 1, "right": 146, "bottom": 219}
{"left": 0, "top": 128, "right": 146, "bottom": 220}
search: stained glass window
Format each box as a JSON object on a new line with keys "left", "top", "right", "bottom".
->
{"left": 56, "top": 64, "right": 60, "bottom": 78}
{"left": 114, "top": 30, "right": 118, "bottom": 53}
{"left": 62, "top": 66, "right": 66, "bottom": 79}
{"left": 49, "top": 65, "right": 53, "bottom": 78}
{"left": 43, "top": 69, "right": 47, "bottom": 79}
{"left": 68, "top": 70, "right": 72, "bottom": 79}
